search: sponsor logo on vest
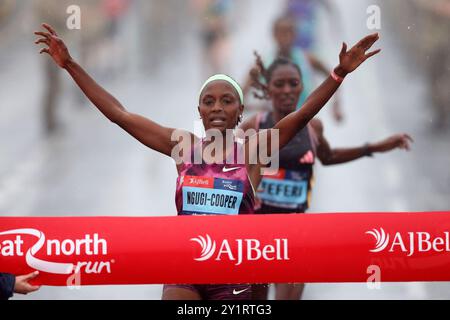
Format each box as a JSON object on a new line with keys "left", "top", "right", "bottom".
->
{"left": 366, "top": 228, "right": 450, "bottom": 257}
{"left": 191, "top": 234, "right": 289, "bottom": 266}
{"left": 189, "top": 177, "right": 211, "bottom": 186}
{"left": 0, "top": 229, "right": 112, "bottom": 275}
{"left": 233, "top": 288, "right": 249, "bottom": 295}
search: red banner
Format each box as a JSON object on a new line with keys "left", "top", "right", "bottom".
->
{"left": 1, "top": 213, "right": 450, "bottom": 286}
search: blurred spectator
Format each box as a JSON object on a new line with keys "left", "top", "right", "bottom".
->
{"left": 76, "top": 0, "right": 109, "bottom": 73}
{"left": 284, "top": 0, "right": 341, "bottom": 53}
{"left": 386, "top": 0, "right": 450, "bottom": 130}
{"left": 0, "top": 0, "right": 16, "bottom": 29}
{"left": 138, "top": 0, "right": 190, "bottom": 73}
{"left": 103, "top": 0, "right": 131, "bottom": 20}
{"left": 34, "top": 0, "right": 125, "bottom": 132}
{"left": 33, "top": 0, "right": 74, "bottom": 133}
{"left": 243, "top": 15, "right": 343, "bottom": 122}
{"left": 93, "top": 0, "right": 132, "bottom": 78}
{"left": 0, "top": 0, "right": 20, "bottom": 48}
{"left": 192, "top": 0, "right": 233, "bottom": 76}
{"left": 413, "top": 0, "right": 450, "bottom": 130}
{"left": 102, "top": 0, "right": 132, "bottom": 42}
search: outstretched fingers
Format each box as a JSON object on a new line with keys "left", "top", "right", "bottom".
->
{"left": 357, "top": 33, "right": 379, "bottom": 50}
{"left": 34, "top": 24, "right": 58, "bottom": 46}
{"left": 35, "top": 34, "right": 50, "bottom": 53}
{"left": 365, "top": 49, "right": 381, "bottom": 59}
{"left": 403, "top": 141, "right": 411, "bottom": 151}
{"left": 35, "top": 27, "right": 56, "bottom": 54}
{"left": 23, "top": 271, "right": 40, "bottom": 281}
{"left": 35, "top": 38, "right": 50, "bottom": 45}
{"left": 400, "top": 134, "right": 413, "bottom": 151}
{"left": 340, "top": 42, "right": 348, "bottom": 56}
{"left": 34, "top": 31, "right": 51, "bottom": 39}
{"left": 40, "top": 48, "right": 50, "bottom": 55}
{"left": 404, "top": 134, "right": 414, "bottom": 143}
{"left": 42, "top": 23, "right": 58, "bottom": 36}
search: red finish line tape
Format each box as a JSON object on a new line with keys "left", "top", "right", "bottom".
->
{"left": 1, "top": 213, "right": 450, "bottom": 286}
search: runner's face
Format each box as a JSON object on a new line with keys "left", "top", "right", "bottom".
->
{"left": 268, "top": 64, "right": 303, "bottom": 114}
{"left": 199, "top": 81, "right": 243, "bottom": 132}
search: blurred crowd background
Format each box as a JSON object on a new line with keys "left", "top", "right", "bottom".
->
{"left": 0, "top": 0, "right": 449, "bottom": 299}
{"left": 386, "top": 0, "right": 450, "bottom": 129}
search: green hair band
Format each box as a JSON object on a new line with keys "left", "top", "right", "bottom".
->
{"left": 199, "top": 74, "right": 244, "bottom": 105}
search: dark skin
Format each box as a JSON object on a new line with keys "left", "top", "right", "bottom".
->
{"left": 272, "top": 17, "right": 332, "bottom": 77}
{"left": 240, "top": 63, "right": 413, "bottom": 301}
{"left": 35, "top": 23, "right": 381, "bottom": 300}
{"left": 243, "top": 16, "right": 343, "bottom": 121}
{"left": 240, "top": 63, "right": 413, "bottom": 169}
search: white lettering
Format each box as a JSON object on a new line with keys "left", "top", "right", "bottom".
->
{"left": 283, "top": 239, "right": 290, "bottom": 260}
{"left": 0, "top": 236, "right": 24, "bottom": 257}
{"left": 366, "top": 5, "right": 381, "bottom": 30}
{"left": 389, "top": 233, "right": 408, "bottom": 253}
{"left": 367, "top": 265, "right": 381, "bottom": 290}
{"left": 46, "top": 234, "right": 107, "bottom": 256}
{"left": 74, "top": 261, "right": 112, "bottom": 274}
{"left": 216, "top": 240, "right": 234, "bottom": 261}
{"left": 62, "top": 239, "right": 75, "bottom": 255}
{"left": 433, "top": 237, "right": 444, "bottom": 252}
{"left": 67, "top": 271, "right": 82, "bottom": 290}
{"left": 66, "top": 5, "right": 81, "bottom": 30}
{"left": 0, "top": 230, "right": 112, "bottom": 277}
{"left": 247, "top": 240, "right": 262, "bottom": 261}
{"left": 262, "top": 244, "right": 275, "bottom": 261}
{"left": 417, "top": 232, "right": 431, "bottom": 252}
{"left": 210, "top": 238, "right": 290, "bottom": 265}
{"left": 446, "top": 232, "right": 450, "bottom": 251}
{"left": 0, "top": 240, "right": 15, "bottom": 256}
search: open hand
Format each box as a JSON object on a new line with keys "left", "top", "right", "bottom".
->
{"left": 34, "top": 23, "right": 72, "bottom": 68}
{"left": 374, "top": 134, "right": 414, "bottom": 153}
{"left": 338, "top": 33, "right": 381, "bottom": 76}
{"left": 14, "top": 271, "right": 40, "bottom": 295}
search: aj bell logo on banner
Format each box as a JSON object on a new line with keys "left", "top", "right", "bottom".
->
{"left": 0, "top": 229, "right": 112, "bottom": 275}
{"left": 366, "top": 228, "right": 450, "bottom": 257}
{"left": 190, "top": 234, "right": 290, "bottom": 266}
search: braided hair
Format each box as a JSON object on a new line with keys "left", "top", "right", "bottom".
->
{"left": 249, "top": 51, "right": 303, "bottom": 100}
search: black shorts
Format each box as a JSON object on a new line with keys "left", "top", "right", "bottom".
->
{"left": 163, "top": 283, "right": 252, "bottom": 300}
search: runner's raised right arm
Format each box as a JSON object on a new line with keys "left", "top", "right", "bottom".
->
{"left": 34, "top": 23, "right": 187, "bottom": 157}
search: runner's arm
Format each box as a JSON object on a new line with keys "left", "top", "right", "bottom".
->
{"left": 306, "top": 53, "right": 344, "bottom": 123}
{"left": 35, "top": 23, "right": 187, "bottom": 157}
{"left": 311, "top": 119, "right": 413, "bottom": 165}
{"left": 267, "top": 33, "right": 381, "bottom": 155}
{"left": 65, "top": 59, "right": 183, "bottom": 156}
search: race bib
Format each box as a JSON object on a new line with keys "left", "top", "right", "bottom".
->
{"left": 181, "top": 176, "right": 244, "bottom": 215}
{"left": 258, "top": 169, "right": 308, "bottom": 206}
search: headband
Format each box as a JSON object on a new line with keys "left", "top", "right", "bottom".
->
{"left": 199, "top": 74, "right": 244, "bottom": 105}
